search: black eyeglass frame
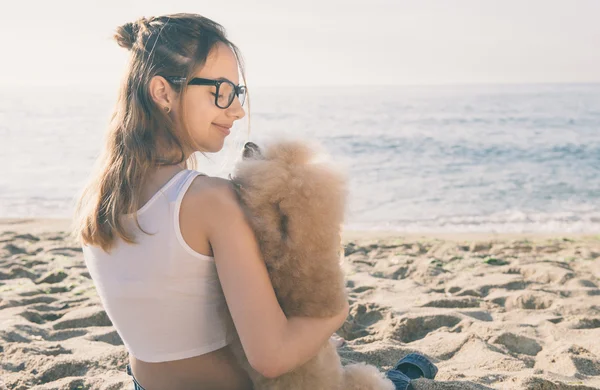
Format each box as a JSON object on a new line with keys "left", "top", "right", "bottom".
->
{"left": 164, "top": 76, "right": 246, "bottom": 109}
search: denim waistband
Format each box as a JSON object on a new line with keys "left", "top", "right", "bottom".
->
{"left": 126, "top": 364, "right": 147, "bottom": 390}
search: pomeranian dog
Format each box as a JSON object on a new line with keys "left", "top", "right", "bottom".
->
{"left": 228, "top": 140, "right": 394, "bottom": 390}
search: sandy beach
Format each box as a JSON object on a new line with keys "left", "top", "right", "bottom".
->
{"left": 1, "top": 218, "right": 599, "bottom": 389}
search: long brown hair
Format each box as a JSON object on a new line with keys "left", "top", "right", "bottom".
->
{"left": 71, "top": 13, "right": 249, "bottom": 252}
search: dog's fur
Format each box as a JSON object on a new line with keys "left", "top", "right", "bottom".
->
{"left": 229, "top": 140, "right": 394, "bottom": 390}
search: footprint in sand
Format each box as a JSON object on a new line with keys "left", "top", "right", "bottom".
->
{"left": 2, "top": 243, "right": 29, "bottom": 256}
{"left": 52, "top": 307, "right": 112, "bottom": 330}
{"left": 19, "top": 309, "right": 66, "bottom": 324}
{"left": 18, "top": 258, "right": 47, "bottom": 268}
{"left": 562, "top": 316, "right": 600, "bottom": 329}
{"left": 0, "top": 295, "right": 59, "bottom": 310}
{"left": 536, "top": 345, "right": 600, "bottom": 377}
{"left": 370, "top": 264, "right": 409, "bottom": 280}
{"left": 38, "top": 360, "right": 91, "bottom": 383}
{"left": 339, "top": 302, "right": 388, "bottom": 341}
{"left": 504, "top": 291, "right": 555, "bottom": 310}
{"left": 390, "top": 314, "right": 462, "bottom": 343}
{"left": 2, "top": 324, "right": 89, "bottom": 343}
{"left": 571, "top": 279, "right": 599, "bottom": 288}
{"left": 0, "top": 265, "right": 37, "bottom": 280}
{"left": 18, "top": 286, "right": 70, "bottom": 296}
{"left": 347, "top": 285, "right": 376, "bottom": 299}
{"left": 35, "top": 270, "right": 69, "bottom": 284}
{"left": 489, "top": 332, "right": 542, "bottom": 356}
{"left": 0, "top": 330, "right": 33, "bottom": 343}
{"left": 446, "top": 274, "right": 530, "bottom": 298}
{"left": 421, "top": 297, "right": 481, "bottom": 309}
{"left": 86, "top": 329, "right": 124, "bottom": 346}
{"left": 46, "top": 329, "right": 90, "bottom": 342}
{"left": 468, "top": 241, "right": 493, "bottom": 253}
{"left": 519, "top": 263, "right": 575, "bottom": 284}
{"left": 4, "top": 343, "right": 72, "bottom": 357}
{"left": 46, "top": 246, "right": 83, "bottom": 257}
{"left": 0, "top": 285, "right": 72, "bottom": 310}
{"left": 13, "top": 234, "right": 41, "bottom": 242}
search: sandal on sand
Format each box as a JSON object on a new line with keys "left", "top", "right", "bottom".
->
{"left": 385, "top": 369, "right": 412, "bottom": 390}
{"left": 385, "top": 353, "right": 438, "bottom": 390}
{"left": 391, "top": 352, "right": 438, "bottom": 379}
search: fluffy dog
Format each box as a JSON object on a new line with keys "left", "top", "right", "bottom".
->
{"left": 229, "top": 140, "right": 395, "bottom": 390}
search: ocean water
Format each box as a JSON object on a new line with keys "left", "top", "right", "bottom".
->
{"left": 1, "top": 83, "right": 599, "bottom": 233}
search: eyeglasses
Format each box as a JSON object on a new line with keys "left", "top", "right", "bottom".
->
{"left": 164, "top": 76, "right": 247, "bottom": 109}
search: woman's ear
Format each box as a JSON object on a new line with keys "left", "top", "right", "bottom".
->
{"left": 149, "top": 75, "right": 176, "bottom": 110}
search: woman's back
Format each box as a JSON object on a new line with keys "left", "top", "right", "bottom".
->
{"left": 83, "top": 167, "right": 253, "bottom": 389}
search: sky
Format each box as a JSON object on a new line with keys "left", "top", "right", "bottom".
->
{"left": 0, "top": 0, "right": 598, "bottom": 87}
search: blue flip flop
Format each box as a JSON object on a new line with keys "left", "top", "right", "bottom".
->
{"left": 385, "top": 353, "right": 438, "bottom": 389}
{"left": 385, "top": 369, "right": 412, "bottom": 390}
{"left": 393, "top": 352, "right": 438, "bottom": 380}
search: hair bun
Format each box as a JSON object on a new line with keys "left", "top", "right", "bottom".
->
{"left": 114, "top": 21, "right": 140, "bottom": 50}
{"left": 114, "top": 17, "right": 158, "bottom": 50}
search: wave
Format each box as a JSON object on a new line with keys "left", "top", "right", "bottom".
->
{"left": 346, "top": 210, "right": 600, "bottom": 233}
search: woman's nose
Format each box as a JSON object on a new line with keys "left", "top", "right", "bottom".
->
{"left": 227, "top": 95, "right": 246, "bottom": 120}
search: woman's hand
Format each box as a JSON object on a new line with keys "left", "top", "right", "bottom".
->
{"left": 330, "top": 333, "right": 346, "bottom": 348}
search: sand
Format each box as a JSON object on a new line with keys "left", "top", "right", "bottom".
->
{"left": 1, "top": 218, "right": 599, "bottom": 389}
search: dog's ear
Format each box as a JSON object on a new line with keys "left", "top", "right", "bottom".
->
{"left": 243, "top": 142, "right": 262, "bottom": 160}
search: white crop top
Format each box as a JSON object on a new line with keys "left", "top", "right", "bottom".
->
{"left": 82, "top": 169, "right": 236, "bottom": 363}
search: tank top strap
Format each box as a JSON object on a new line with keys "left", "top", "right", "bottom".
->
{"left": 173, "top": 170, "right": 206, "bottom": 205}
{"left": 172, "top": 170, "right": 212, "bottom": 260}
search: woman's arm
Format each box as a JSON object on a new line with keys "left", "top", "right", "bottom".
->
{"left": 198, "top": 180, "right": 349, "bottom": 378}
{"left": 273, "top": 309, "right": 349, "bottom": 376}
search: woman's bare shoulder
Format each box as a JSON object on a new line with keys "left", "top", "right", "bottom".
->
{"left": 182, "top": 175, "right": 243, "bottom": 225}
{"left": 189, "top": 174, "right": 240, "bottom": 199}
{"left": 178, "top": 175, "right": 244, "bottom": 256}
{"left": 189, "top": 174, "right": 233, "bottom": 192}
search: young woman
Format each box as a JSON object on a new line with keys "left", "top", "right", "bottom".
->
{"left": 72, "top": 13, "right": 436, "bottom": 390}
